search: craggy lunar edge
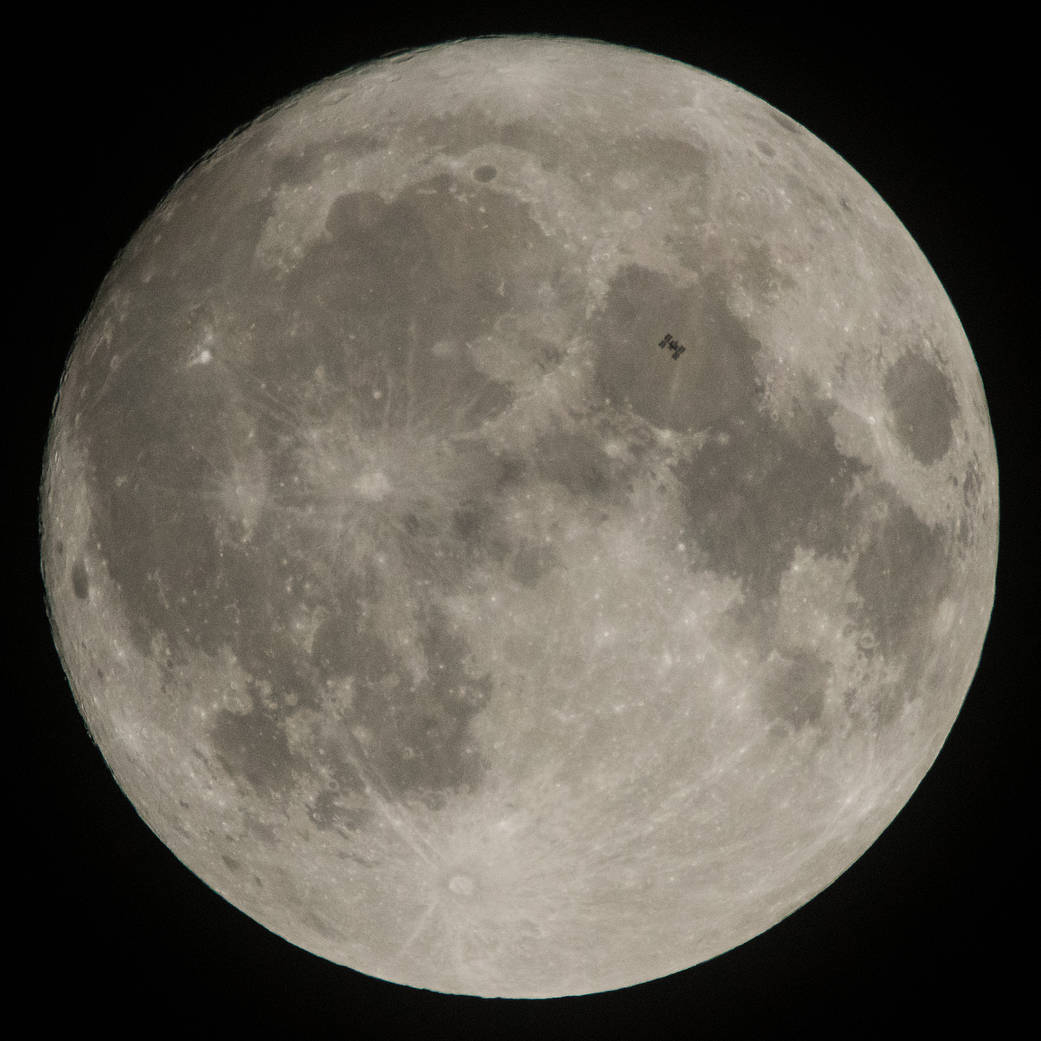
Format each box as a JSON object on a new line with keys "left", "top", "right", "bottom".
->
{"left": 40, "top": 37, "right": 997, "bottom": 997}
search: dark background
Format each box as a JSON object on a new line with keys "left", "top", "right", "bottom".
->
{"left": 19, "top": 6, "right": 1030, "bottom": 1037}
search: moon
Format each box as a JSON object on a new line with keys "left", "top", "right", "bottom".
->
{"left": 40, "top": 35, "right": 997, "bottom": 998}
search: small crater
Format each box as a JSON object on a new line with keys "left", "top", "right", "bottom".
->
{"left": 473, "top": 165, "right": 498, "bottom": 182}
{"left": 755, "top": 140, "right": 776, "bottom": 157}
{"left": 71, "top": 559, "right": 89, "bottom": 600}
{"left": 962, "top": 459, "right": 982, "bottom": 510}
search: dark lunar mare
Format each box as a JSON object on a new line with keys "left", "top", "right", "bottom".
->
{"left": 62, "top": 155, "right": 583, "bottom": 818}
{"left": 592, "top": 260, "right": 954, "bottom": 731}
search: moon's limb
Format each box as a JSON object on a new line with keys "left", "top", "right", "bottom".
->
{"left": 40, "top": 36, "right": 997, "bottom": 997}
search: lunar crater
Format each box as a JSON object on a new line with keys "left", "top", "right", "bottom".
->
{"left": 884, "top": 350, "right": 959, "bottom": 464}
{"left": 70, "top": 558, "right": 89, "bottom": 600}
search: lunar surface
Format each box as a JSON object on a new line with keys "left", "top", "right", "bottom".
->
{"left": 40, "top": 36, "right": 997, "bottom": 998}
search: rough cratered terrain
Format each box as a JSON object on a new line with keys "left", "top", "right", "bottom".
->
{"left": 41, "top": 36, "right": 997, "bottom": 997}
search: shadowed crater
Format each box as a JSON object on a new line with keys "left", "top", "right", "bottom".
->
{"left": 71, "top": 559, "right": 89, "bottom": 600}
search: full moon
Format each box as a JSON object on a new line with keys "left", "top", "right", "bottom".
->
{"left": 40, "top": 36, "right": 997, "bottom": 998}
